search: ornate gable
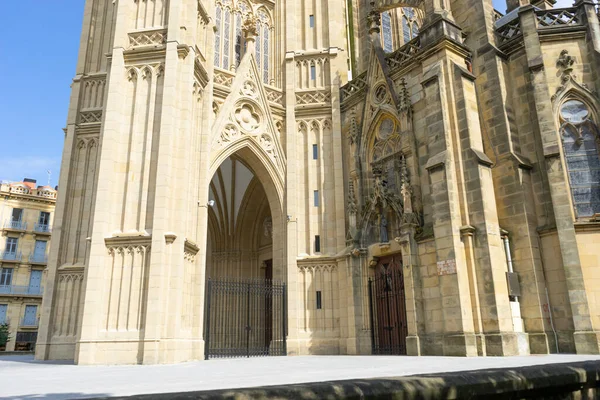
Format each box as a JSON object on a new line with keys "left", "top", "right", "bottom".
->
{"left": 210, "top": 51, "right": 286, "bottom": 182}
{"left": 360, "top": 46, "right": 401, "bottom": 140}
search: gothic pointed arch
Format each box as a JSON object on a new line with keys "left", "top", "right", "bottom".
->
{"left": 210, "top": 50, "right": 286, "bottom": 207}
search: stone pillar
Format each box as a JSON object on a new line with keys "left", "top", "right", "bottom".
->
{"left": 421, "top": 61, "right": 477, "bottom": 357}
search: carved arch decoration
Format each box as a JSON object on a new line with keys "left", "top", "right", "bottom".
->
{"left": 209, "top": 52, "right": 286, "bottom": 208}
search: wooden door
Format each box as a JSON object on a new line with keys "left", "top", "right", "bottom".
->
{"left": 370, "top": 255, "right": 408, "bottom": 355}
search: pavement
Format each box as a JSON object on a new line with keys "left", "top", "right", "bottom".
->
{"left": 1, "top": 354, "right": 600, "bottom": 399}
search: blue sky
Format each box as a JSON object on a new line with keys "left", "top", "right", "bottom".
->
{"left": 0, "top": 0, "right": 574, "bottom": 186}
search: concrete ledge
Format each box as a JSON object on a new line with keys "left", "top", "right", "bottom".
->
{"left": 88, "top": 360, "right": 600, "bottom": 400}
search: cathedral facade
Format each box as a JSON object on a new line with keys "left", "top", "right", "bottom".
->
{"left": 36, "top": 0, "right": 600, "bottom": 364}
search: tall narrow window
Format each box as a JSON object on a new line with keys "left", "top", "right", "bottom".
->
{"left": 314, "top": 190, "right": 319, "bottom": 207}
{"left": 402, "top": 16, "right": 410, "bottom": 44}
{"left": 559, "top": 99, "right": 600, "bottom": 218}
{"left": 223, "top": 9, "right": 231, "bottom": 69}
{"left": 255, "top": 20, "right": 262, "bottom": 71}
{"left": 316, "top": 291, "right": 322, "bottom": 309}
{"left": 309, "top": 15, "right": 315, "bottom": 28}
{"left": 235, "top": 12, "right": 243, "bottom": 67}
{"left": 312, "top": 144, "right": 318, "bottom": 160}
{"left": 263, "top": 25, "right": 269, "bottom": 83}
{"left": 0, "top": 268, "right": 13, "bottom": 286}
{"left": 310, "top": 65, "right": 316, "bottom": 81}
{"left": 38, "top": 211, "right": 50, "bottom": 226}
{"left": 314, "top": 235, "right": 321, "bottom": 253}
{"left": 214, "top": 6, "right": 222, "bottom": 67}
{"left": 0, "top": 304, "right": 7, "bottom": 324}
{"left": 381, "top": 11, "right": 393, "bottom": 53}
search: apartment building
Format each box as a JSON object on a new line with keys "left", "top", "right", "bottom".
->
{"left": 0, "top": 178, "right": 56, "bottom": 351}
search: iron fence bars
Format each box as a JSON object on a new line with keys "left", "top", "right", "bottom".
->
{"left": 204, "top": 277, "right": 287, "bottom": 359}
{"left": 368, "top": 262, "right": 409, "bottom": 355}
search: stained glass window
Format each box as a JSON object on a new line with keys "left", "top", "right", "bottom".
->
{"left": 255, "top": 21, "right": 261, "bottom": 70}
{"left": 402, "top": 16, "right": 410, "bottom": 44}
{"left": 223, "top": 10, "right": 231, "bottom": 69}
{"left": 214, "top": 6, "right": 222, "bottom": 67}
{"left": 381, "top": 11, "right": 393, "bottom": 53}
{"left": 235, "top": 12, "right": 242, "bottom": 67}
{"left": 560, "top": 99, "right": 600, "bottom": 218}
{"left": 263, "top": 25, "right": 269, "bottom": 83}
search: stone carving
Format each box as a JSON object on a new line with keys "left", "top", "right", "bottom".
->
{"left": 235, "top": 103, "right": 261, "bottom": 132}
{"left": 263, "top": 217, "right": 273, "bottom": 238}
{"left": 241, "top": 80, "right": 258, "bottom": 98}
{"left": 128, "top": 29, "right": 167, "bottom": 48}
{"left": 298, "top": 264, "right": 337, "bottom": 273}
{"left": 367, "top": 1, "right": 381, "bottom": 34}
{"left": 79, "top": 110, "right": 103, "bottom": 124}
{"left": 107, "top": 244, "right": 151, "bottom": 256}
{"left": 553, "top": 50, "right": 590, "bottom": 101}
{"left": 217, "top": 124, "right": 240, "bottom": 145}
{"left": 380, "top": 215, "right": 389, "bottom": 242}
{"left": 296, "top": 90, "right": 331, "bottom": 105}
{"left": 242, "top": 14, "right": 259, "bottom": 38}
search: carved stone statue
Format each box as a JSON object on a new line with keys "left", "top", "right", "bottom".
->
{"left": 380, "top": 214, "right": 389, "bottom": 243}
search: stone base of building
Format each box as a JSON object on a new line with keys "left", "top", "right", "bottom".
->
{"left": 485, "top": 332, "right": 530, "bottom": 356}
{"left": 574, "top": 331, "right": 600, "bottom": 355}
{"left": 72, "top": 339, "right": 205, "bottom": 365}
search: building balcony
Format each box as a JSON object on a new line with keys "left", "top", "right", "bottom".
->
{"left": 3, "top": 220, "right": 27, "bottom": 232}
{"left": 0, "top": 285, "right": 43, "bottom": 296}
{"left": 33, "top": 223, "right": 51, "bottom": 235}
{"left": 0, "top": 251, "right": 22, "bottom": 263}
{"left": 19, "top": 317, "right": 39, "bottom": 328}
{"left": 28, "top": 253, "right": 48, "bottom": 264}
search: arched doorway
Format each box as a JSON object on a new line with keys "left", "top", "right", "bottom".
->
{"left": 203, "top": 151, "right": 286, "bottom": 359}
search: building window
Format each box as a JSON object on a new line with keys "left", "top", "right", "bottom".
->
{"left": 310, "top": 65, "right": 316, "bottom": 81}
{"left": 559, "top": 99, "right": 600, "bottom": 218}
{"left": 314, "top": 190, "right": 319, "bottom": 206}
{"left": 312, "top": 144, "right": 318, "bottom": 160}
{"left": 22, "top": 305, "right": 38, "bottom": 327}
{"left": 0, "top": 304, "right": 7, "bottom": 324}
{"left": 11, "top": 208, "right": 23, "bottom": 222}
{"left": 214, "top": 1, "right": 272, "bottom": 81}
{"left": 5, "top": 237, "right": 18, "bottom": 254}
{"left": 0, "top": 268, "right": 13, "bottom": 287}
{"left": 314, "top": 235, "right": 321, "bottom": 253}
{"left": 309, "top": 15, "right": 315, "bottom": 28}
{"left": 38, "top": 212, "right": 50, "bottom": 226}
{"left": 316, "top": 291, "right": 322, "bottom": 309}
{"left": 380, "top": 7, "right": 421, "bottom": 53}
{"left": 381, "top": 11, "right": 393, "bottom": 53}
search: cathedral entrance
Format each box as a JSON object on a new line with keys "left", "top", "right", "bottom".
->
{"left": 203, "top": 155, "right": 286, "bottom": 359}
{"left": 368, "top": 255, "right": 408, "bottom": 355}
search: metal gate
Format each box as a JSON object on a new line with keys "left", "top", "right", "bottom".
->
{"left": 204, "top": 278, "right": 287, "bottom": 359}
{"left": 368, "top": 256, "right": 408, "bottom": 355}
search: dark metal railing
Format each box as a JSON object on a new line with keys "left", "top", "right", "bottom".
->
{"left": 204, "top": 277, "right": 287, "bottom": 359}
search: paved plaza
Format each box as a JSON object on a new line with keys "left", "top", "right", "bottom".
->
{"left": 1, "top": 354, "right": 600, "bottom": 399}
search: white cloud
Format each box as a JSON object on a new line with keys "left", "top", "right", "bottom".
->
{"left": 0, "top": 156, "right": 61, "bottom": 186}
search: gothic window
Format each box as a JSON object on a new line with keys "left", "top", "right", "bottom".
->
{"left": 559, "top": 99, "right": 600, "bottom": 218}
{"left": 215, "top": 6, "right": 222, "bottom": 66}
{"left": 379, "top": 7, "right": 421, "bottom": 53}
{"left": 214, "top": 0, "right": 271, "bottom": 75}
{"left": 223, "top": 9, "right": 231, "bottom": 69}
{"left": 381, "top": 11, "right": 394, "bottom": 53}
{"left": 256, "top": 9, "right": 271, "bottom": 84}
